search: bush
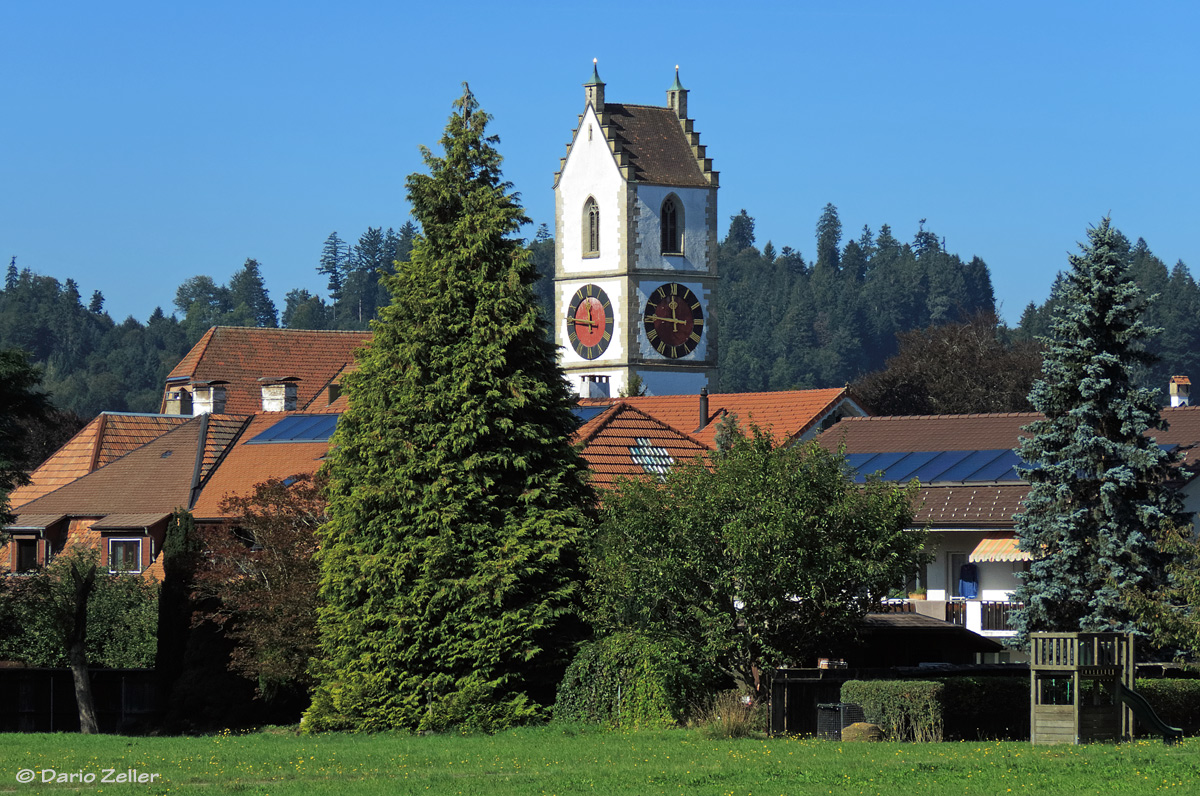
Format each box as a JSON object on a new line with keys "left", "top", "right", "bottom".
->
{"left": 554, "top": 632, "right": 719, "bottom": 728}
{"left": 695, "top": 690, "right": 765, "bottom": 739}
{"left": 1135, "top": 679, "right": 1200, "bottom": 735}
{"left": 841, "top": 680, "right": 943, "bottom": 742}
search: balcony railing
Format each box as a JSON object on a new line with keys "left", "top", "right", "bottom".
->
{"left": 982, "top": 600, "right": 1023, "bottom": 631}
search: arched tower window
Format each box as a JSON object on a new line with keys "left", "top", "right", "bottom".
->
{"left": 661, "top": 196, "right": 683, "bottom": 254}
{"left": 583, "top": 197, "right": 600, "bottom": 256}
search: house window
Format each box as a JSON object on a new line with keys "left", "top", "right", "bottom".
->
{"left": 583, "top": 197, "right": 600, "bottom": 256}
{"left": 15, "top": 539, "right": 39, "bottom": 573}
{"left": 661, "top": 197, "right": 682, "bottom": 254}
{"left": 108, "top": 539, "right": 143, "bottom": 574}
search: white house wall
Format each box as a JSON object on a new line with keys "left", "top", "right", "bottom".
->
{"left": 558, "top": 106, "right": 624, "bottom": 275}
{"left": 633, "top": 185, "right": 710, "bottom": 273}
{"left": 925, "top": 530, "right": 1023, "bottom": 601}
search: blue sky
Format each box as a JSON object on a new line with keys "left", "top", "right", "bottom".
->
{"left": 3, "top": 1, "right": 1196, "bottom": 326}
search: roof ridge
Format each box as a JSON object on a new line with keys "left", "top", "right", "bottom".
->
{"left": 609, "top": 403, "right": 711, "bottom": 449}
{"left": 838, "top": 411, "right": 1042, "bottom": 422}
{"left": 787, "top": 387, "right": 852, "bottom": 442}
{"left": 208, "top": 326, "right": 372, "bottom": 336}
{"left": 576, "top": 402, "right": 628, "bottom": 446}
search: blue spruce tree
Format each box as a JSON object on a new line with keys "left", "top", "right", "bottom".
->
{"left": 1013, "top": 217, "right": 1189, "bottom": 639}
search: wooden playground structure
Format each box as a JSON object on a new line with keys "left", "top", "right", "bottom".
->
{"left": 1030, "top": 632, "right": 1181, "bottom": 745}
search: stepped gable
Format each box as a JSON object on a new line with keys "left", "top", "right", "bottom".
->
{"left": 574, "top": 403, "right": 708, "bottom": 489}
{"left": 580, "top": 388, "right": 853, "bottom": 448}
{"left": 599, "top": 102, "right": 710, "bottom": 187}
{"left": 161, "top": 327, "right": 371, "bottom": 415}
{"left": 191, "top": 413, "right": 333, "bottom": 520}
{"left": 8, "top": 413, "right": 191, "bottom": 509}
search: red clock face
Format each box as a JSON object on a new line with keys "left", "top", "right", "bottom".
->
{"left": 643, "top": 283, "right": 703, "bottom": 358}
{"left": 567, "top": 284, "right": 613, "bottom": 360}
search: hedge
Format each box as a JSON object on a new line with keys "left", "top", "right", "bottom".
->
{"left": 1135, "top": 678, "right": 1200, "bottom": 735}
{"left": 841, "top": 680, "right": 943, "bottom": 741}
{"left": 842, "top": 677, "right": 1030, "bottom": 741}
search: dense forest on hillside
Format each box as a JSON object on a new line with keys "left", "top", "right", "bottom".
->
{"left": 1, "top": 208, "right": 1195, "bottom": 425}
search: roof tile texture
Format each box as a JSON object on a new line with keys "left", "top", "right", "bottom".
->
{"left": 9, "top": 414, "right": 191, "bottom": 509}
{"left": 191, "top": 413, "right": 330, "bottom": 519}
{"left": 579, "top": 388, "right": 851, "bottom": 448}
{"left": 11, "top": 415, "right": 245, "bottom": 521}
{"left": 575, "top": 404, "right": 708, "bottom": 489}
{"left": 163, "top": 327, "right": 371, "bottom": 416}
{"left": 819, "top": 407, "right": 1200, "bottom": 529}
{"left": 602, "top": 103, "right": 710, "bottom": 187}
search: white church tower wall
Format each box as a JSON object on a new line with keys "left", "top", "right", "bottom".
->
{"left": 554, "top": 62, "right": 719, "bottom": 398}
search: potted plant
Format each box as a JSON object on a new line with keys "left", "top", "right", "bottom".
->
{"left": 908, "top": 587, "right": 927, "bottom": 601}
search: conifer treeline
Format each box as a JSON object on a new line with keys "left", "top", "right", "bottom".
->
{"left": 2, "top": 211, "right": 1195, "bottom": 421}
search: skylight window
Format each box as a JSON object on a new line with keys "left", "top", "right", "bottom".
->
{"left": 247, "top": 414, "right": 339, "bottom": 444}
{"left": 631, "top": 437, "right": 674, "bottom": 476}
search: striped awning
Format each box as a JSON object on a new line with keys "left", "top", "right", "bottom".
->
{"left": 969, "top": 535, "right": 1031, "bottom": 563}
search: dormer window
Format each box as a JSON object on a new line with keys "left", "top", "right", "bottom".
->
{"left": 583, "top": 197, "right": 600, "bottom": 257}
{"left": 661, "top": 197, "right": 682, "bottom": 254}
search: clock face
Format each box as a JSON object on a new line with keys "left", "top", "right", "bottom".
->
{"left": 643, "top": 282, "right": 704, "bottom": 359}
{"left": 566, "top": 284, "right": 613, "bottom": 360}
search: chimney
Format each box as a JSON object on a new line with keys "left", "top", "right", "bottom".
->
{"left": 667, "top": 65, "right": 688, "bottom": 120}
{"left": 1171, "top": 375, "right": 1191, "bottom": 407}
{"left": 697, "top": 386, "right": 709, "bottom": 432}
{"left": 584, "top": 58, "right": 604, "bottom": 112}
{"left": 583, "top": 374, "right": 610, "bottom": 399}
{"left": 260, "top": 376, "right": 299, "bottom": 412}
{"left": 192, "top": 381, "right": 228, "bottom": 415}
{"left": 164, "top": 387, "right": 193, "bottom": 416}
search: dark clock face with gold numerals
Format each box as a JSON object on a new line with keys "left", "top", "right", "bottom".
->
{"left": 643, "top": 282, "right": 704, "bottom": 358}
{"left": 566, "top": 283, "right": 613, "bottom": 360}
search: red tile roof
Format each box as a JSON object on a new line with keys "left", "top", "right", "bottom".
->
{"left": 575, "top": 403, "right": 709, "bottom": 489}
{"left": 8, "top": 413, "right": 192, "bottom": 509}
{"left": 9, "top": 415, "right": 247, "bottom": 521}
{"left": 190, "top": 413, "right": 330, "bottom": 520}
{"left": 579, "top": 388, "right": 857, "bottom": 449}
{"left": 162, "top": 327, "right": 371, "bottom": 416}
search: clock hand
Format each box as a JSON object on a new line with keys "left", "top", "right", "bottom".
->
{"left": 644, "top": 313, "right": 687, "bottom": 328}
{"left": 570, "top": 314, "right": 599, "bottom": 329}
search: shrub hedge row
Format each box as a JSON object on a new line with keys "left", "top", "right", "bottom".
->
{"left": 842, "top": 677, "right": 1030, "bottom": 741}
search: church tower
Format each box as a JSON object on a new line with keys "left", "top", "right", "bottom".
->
{"left": 553, "top": 62, "right": 719, "bottom": 398}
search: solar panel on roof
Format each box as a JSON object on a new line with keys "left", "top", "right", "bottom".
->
{"left": 881, "top": 451, "right": 941, "bottom": 482}
{"left": 909, "top": 450, "right": 973, "bottom": 482}
{"left": 965, "top": 450, "right": 1024, "bottom": 482}
{"left": 844, "top": 451, "right": 911, "bottom": 482}
{"left": 572, "top": 406, "right": 608, "bottom": 425}
{"left": 247, "top": 414, "right": 339, "bottom": 444}
{"left": 935, "top": 450, "right": 1010, "bottom": 482}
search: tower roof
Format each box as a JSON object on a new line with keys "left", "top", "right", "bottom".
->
{"left": 594, "top": 102, "right": 710, "bottom": 187}
{"left": 668, "top": 65, "right": 685, "bottom": 92}
{"left": 584, "top": 58, "right": 603, "bottom": 86}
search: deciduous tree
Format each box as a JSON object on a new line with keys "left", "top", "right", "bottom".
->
{"left": 587, "top": 428, "right": 924, "bottom": 699}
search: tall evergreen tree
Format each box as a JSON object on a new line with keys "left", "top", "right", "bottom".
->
{"left": 318, "top": 232, "right": 348, "bottom": 307}
{"left": 815, "top": 202, "right": 842, "bottom": 272}
{"left": 724, "top": 209, "right": 755, "bottom": 251}
{"left": 5, "top": 257, "right": 16, "bottom": 291}
{"left": 1013, "top": 217, "right": 1189, "bottom": 639}
{"left": 305, "top": 85, "right": 593, "bottom": 733}
{"left": 228, "top": 258, "right": 278, "bottom": 327}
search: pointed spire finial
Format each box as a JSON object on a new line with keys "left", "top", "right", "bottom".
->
{"left": 669, "top": 65, "right": 685, "bottom": 92}
{"left": 585, "top": 58, "right": 603, "bottom": 86}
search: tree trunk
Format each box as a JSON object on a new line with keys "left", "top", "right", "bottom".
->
{"left": 68, "top": 562, "right": 99, "bottom": 734}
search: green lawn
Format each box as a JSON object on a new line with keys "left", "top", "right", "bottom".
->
{"left": 0, "top": 727, "right": 1196, "bottom": 796}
